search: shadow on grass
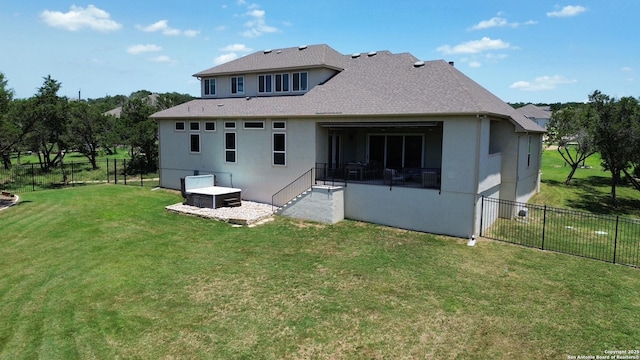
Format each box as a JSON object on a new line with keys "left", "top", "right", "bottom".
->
{"left": 543, "top": 176, "right": 640, "bottom": 216}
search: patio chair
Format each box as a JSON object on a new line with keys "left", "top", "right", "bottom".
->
{"left": 383, "top": 168, "right": 405, "bottom": 184}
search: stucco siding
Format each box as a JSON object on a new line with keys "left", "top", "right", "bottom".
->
{"left": 440, "top": 117, "right": 480, "bottom": 195}
{"left": 344, "top": 183, "right": 476, "bottom": 238}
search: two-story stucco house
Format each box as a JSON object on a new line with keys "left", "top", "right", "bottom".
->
{"left": 151, "top": 44, "right": 545, "bottom": 238}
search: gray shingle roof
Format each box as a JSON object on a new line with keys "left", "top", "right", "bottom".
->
{"left": 154, "top": 45, "right": 545, "bottom": 133}
{"left": 194, "top": 44, "right": 346, "bottom": 77}
{"left": 517, "top": 104, "right": 552, "bottom": 119}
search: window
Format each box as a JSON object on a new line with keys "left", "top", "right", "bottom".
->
{"left": 224, "top": 121, "right": 236, "bottom": 129}
{"left": 204, "top": 78, "right": 216, "bottom": 96}
{"left": 204, "top": 121, "right": 216, "bottom": 132}
{"left": 190, "top": 134, "right": 200, "bottom": 153}
{"left": 189, "top": 121, "right": 200, "bottom": 131}
{"left": 275, "top": 73, "right": 289, "bottom": 92}
{"left": 175, "top": 121, "right": 185, "bottom": 131}
{"left": 225, "top": 132, "right": 236, "bottom": 163}
{"left": 272, "top": 121, "right": 286, "bottom": 130}
{"left": 292, "top": 72, "right": 308, "bottom": 92}
{"left": 273, "top": 133, "right": 286, "bottom": 166}
{"left": 231, "top": 76, "right": 244, "bottom": 94}
{"left": 258, "top": 74, "right": 272, "bottom": 93}
{"left": 244, "top": 121, "right": 265, "bottom": 129}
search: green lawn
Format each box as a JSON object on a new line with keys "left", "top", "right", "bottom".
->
{"left": 0, "top": 185, "right": 638, "bottom": 359}
{"left": 532, "top": 148, "right": 640, "bottom": 217}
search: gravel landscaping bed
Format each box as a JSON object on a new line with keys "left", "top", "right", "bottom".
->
{"left": 166, "top": 200, "right": 274, "bottom": 226}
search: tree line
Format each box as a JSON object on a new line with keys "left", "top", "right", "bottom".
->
{"left": 545, "top": 90, "right": 640, "bottom": 207}
{"left": 0, "top": 73, "right": 194, "bottom": 173}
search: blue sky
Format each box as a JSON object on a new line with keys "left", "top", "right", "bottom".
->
{"left": 0, "top": 1, "right": 637, "bottom": 103}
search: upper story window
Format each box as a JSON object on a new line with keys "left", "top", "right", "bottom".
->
{"left": 231, "top": 76, "right": 244, "bottom": 94}
{"left": 175, "top": 121, "right": 185, "bottom": 131}
{"left": 204, "top": 78, "right": 216, "bottom": 96}
{"left": 189, "top": 121, "right": 200, "bottom": 131}
{"left": 258, "top": 74, "right": 273, "bottom": 93}
{"left": 275, "top": 73, "right": 290, "bottom": 93}
{"left": 244, "top": 121, "right": 265, "bottom": 129}
{"left": 292, "top": 72, "right": 308, "bottom": 92}
{"left": 204, "top": 121, "right": 216, "bottom": 132}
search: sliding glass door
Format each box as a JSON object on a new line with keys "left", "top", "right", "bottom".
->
{"left": 368, "top": 134, "right": 423, "bottom": 169}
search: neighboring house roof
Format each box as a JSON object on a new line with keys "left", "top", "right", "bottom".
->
{"left": 104, "top": 93, "right": 159, "bottom": 118}
{"left": 517, "top": 104, "right": 552, "bottom": 120}
{"left": 154, "top": 45, "right": 545, "bottom": 133}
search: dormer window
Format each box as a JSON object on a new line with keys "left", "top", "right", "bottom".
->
{"left": 204, "top": 78, "right": 216, "bottom": 96}
{"left": 292, "top": 72, "right": 308, "bottom": 92}
{"left": 258, "top": 74, "right": 273, "bottom": 93}
{"left": 275, "top": 73, "right": 290, "bottom": 92}
{"left": 231, "top": 76, "right": 244, "bottom": 94}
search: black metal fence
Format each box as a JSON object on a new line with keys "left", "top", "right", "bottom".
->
{"left": 480, "top": 196, "right": 640, "bottom": 268}
{"left": 0, "top": 159, "right": 159, "bottom": 193}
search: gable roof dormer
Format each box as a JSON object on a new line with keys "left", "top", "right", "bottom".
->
{"left": 193, "top": 44, "right": 346, "bottom": 77}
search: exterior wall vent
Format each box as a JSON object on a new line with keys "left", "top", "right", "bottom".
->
{"left": 367, "top": 51, "right": 377, "bottom": 57}
{"left": 351, "top": 53, "right": 361, "bottom": 58}
{"left": 413, "top": 61, "right": 425, "bottom": 68}
{"left": 298, "top": 45, "right": 308, "bottom": 50}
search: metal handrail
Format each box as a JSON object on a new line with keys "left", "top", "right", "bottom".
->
{"left": 271, "top": 168, "right": 314, "bottom": 211}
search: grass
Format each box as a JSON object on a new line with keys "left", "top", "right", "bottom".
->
{"left": 531, "top": 148, "right": 640, "bottom": 217}
{"left": 1, "top": 185, "right": 638, "bottom": 359}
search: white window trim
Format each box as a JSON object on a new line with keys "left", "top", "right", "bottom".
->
{"left": 243, "top": 120, "right": 265, "bottom": 130}
{"left": 189, "top": 121, "right": 200, "bottom": 132}
{"left": 292, "top": 71, "right": 308, "bottom": 92}
{"left": 203, "top": 78, "right": 216, "bottom": 96}
{"left": 272, "top": 120, "right": 287, "bottom": 130}
{"left": 231, "top": 76, "right": 244, "bottom": 95}
{"left": 224, "top": 131, "right": 237, "bottom": 164}
{"left": 258, "top": 74, "right": 273, "bottom": 94}
{"left": 175, "top": 121, "right": 186, "bottom": 132}
{"left": 272, "top": 132, "right": 286, "bottom": 166}
{"left": 224, "top": 121, "right": 236, "bottom": 129}
{"left": 189, "top": 133, "right": 201, "bottom": 154}
{"left": 274, "top": 73, "right": 290, "bottom": 93}
{"left": 204, "top": 121, "right": 216, "bottom": 132}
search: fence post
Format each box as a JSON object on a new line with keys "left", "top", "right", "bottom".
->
{"left": 114, "top": 159, "right": 117, "bottom": 184}
{"left": 140, "top": 164, "right": 144, "bottom": 187}
{"left": 613, "top": 216, "right": 619, "bottom": 264}
{"left": 71, "top": 162, "right": 75, "bottom": 186}
{"left": 31, "top": 164, "right": 35, "bottom": 191}
{"left": 123, "top": 159, "right": 127, "bottom": 185}
{"left": 479, "top": 196, "right": 485, "bottom": 237}
{"left": 541, "top": 205, "right": 547, "bottom": 250}
{"left": 106, "top": 158, "right": 110, "bottom": 183}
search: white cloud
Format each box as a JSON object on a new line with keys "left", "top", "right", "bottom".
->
{"left": 151, "top": 55, "right": 177, "bottom": 65}
{"left": 214, "top": 53, "right": 239, "bottom": 65}
{"left": 469, "top": 16, "right": 537, "bottom": 30}
{"left": 621, "top": 66, "right": 633, "bottom": 72}
{"left": 127, "top": 44, "right": 162, "bottom": 55}
{"left": 40, "top": 5, "right": 122, "bottom": 32}
{"left": 242, "top": 8, "right": 278, "bottom": 37}
{"left": 547, "top": 5, "right": 587, "bottom": 18}
{"left": 509, "top": 75, "right": 577, "bottom": 91}
{"left": 437, "top": 37, "right": 511, "bottom": 55}
{"left": 136, "top": 20, "right": 199, "bottom": 37}
{"left": 469, "top": 61, "right": 482, "bottom": 68}
{"left": 220, "top": 43, "right": 253, "bottom": 53}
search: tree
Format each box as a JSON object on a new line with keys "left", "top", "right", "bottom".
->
{"left": 65, "top": 101, "right": 109, "bottom": 169}
{"left": 545, "top": 105, "right": 597, "bottom": 184}
{"left": 31, "top": 75, "right": 69, "bottom": 173}
{"left": 589, "top": 91, "right": 640, "bottom": 206}
{"left": 0, "top": 72, "right": 15, "bottom": 168}
{"left": 120, "top": 96, "right": 158, "bottom": 171}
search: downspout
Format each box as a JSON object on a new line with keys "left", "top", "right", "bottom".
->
{"left": 471, "top": 114, "right": 482, "bottom": 239}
